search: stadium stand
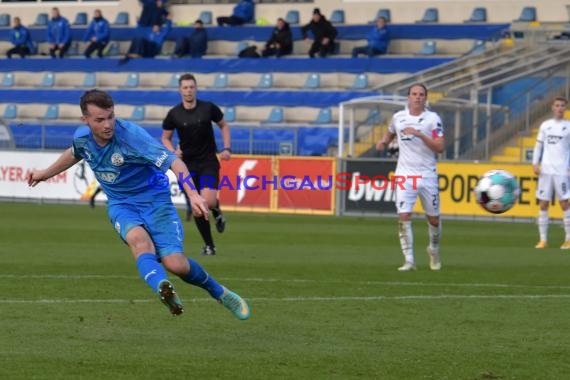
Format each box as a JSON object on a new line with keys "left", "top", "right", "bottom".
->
{"left": 1, "top": 0, "right": 567, "bottom": 158}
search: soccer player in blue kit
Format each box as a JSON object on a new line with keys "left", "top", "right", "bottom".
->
{"left": 26, "top": 90, "right": 250, "bottom": 319}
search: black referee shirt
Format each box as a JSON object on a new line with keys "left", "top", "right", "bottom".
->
{"left": 162, "top": 100, "right": 224, "bottom": 163}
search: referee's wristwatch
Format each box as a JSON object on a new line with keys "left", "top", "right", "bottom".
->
{"left": 222, "top": 147, "right": 232, "bottom": 153}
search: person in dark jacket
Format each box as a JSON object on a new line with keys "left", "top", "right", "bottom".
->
{"left": 83, "top": 9, "right": 111, "bottom": 59}
{"left": 216, "top": 0, "right": 254, "bottom": 26}
{"left": 173, "top": 19, "right": 208, "bottom": 58}
{"left": 262, "top": 18, "right": 293, "bottom": 58}
{"left": 301, "top": 8, "right": 337, "bottom": 58}
{"left": 122, "top": 19, "right": 172, "bottom": 62}
{"left": 352, "top": 17, "right": 390, "bottom": 58}
{"left": 6, "top": 17, "right": 34, "bottom": 59}
{"left": 47, "top": 7, "right": 72, "bottom": 58}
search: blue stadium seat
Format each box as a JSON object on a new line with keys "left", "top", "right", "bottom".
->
{"left": 465, "top": 7, "right": 487, "bottom": 23}
{"left": 129, "top": 106, "right": 145, "bottom": 122}
{"left": 255, "top": 73, "right": 273, "bottom": 89}
{"left": 330, "top": 10, "right": 345, "bottom": 24}
{"left": 312, "top": 108, "right": 332, "bottom": 124}
{"left": 120, "top": 73, "right": 139, "bottom": 88}
{"left": 77, "top": 73, "right": 97, "bottom": 88}
{"left": 470, "top": 40, "right": 486, "bottom": 55}
{"left": 370, "top": 9, "right": 391, "bottom": 23}
{"left": 223, "top": 106, "right": 236, "bottom": 123}
{"left": 32, "top": 13, "right": 48, "bottom": 27}
{"left": 350, "top": 73, "right": 368, "bottom": 90}
{"left": 3, "top": 104, "right": 17, "bottom": 120}
{"left": 417, "top": 8, "right": 439, "bottom": 23}
{"left": 67, "top": 42, "right": 80, "bottom": 57}
{"left": 0, "top": 13, "right": 10, "bottom": 27}
{"left": 29, "top": 41, "right": 38, "bottom": 55}
{"left": 285, "top": 10, "right": 300, "bottom": 25}
{"left": 105, "top": 41, "right": 120, "bottom": 57}
{"left": 418, "top": 40, "right": 437, "bottom": 55}
{"left": 235, "top": 41, "right": 249, "bottom": 56}
{"left": 211, "top": 73, "right": 228, "bottom": 89}
{"left": 263, "top": 107, "right": 284, "bottom": 123}
{"left": 198, "top": 11, "right": 213, "bottom": 25}
{"left": 515, "top": 6, "right": 537, "bottom": 22}
{"left": 43, "top": 105, "right": 59, "bottom": 120}
{"left": 38, "top": 72, "right": 55, "bottom": 88}
{"left": 73, "top": 12, "right": 88, "bottom": 26}
{"left": 113, "top": 12, "right": 130, "bottom": 26}
{"left": 303, "top": 73, "right": 321, "bottom": 89}
{"left": 1, "top": 73, "right": 15, "bottom": 88}
{"left": 162, "top": 73, "right": 181, "bottom": 89}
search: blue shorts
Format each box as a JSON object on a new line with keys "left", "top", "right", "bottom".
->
{"left": 107, "top": 199, "right": 184, "bottom": 258}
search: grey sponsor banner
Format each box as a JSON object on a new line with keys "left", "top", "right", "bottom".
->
{"left": 341, "top": 160, "right": 398, "bottom": 214}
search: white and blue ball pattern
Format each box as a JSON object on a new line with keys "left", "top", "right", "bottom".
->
{"left": 474, "top": 169, "right": 520, "bottom": 214}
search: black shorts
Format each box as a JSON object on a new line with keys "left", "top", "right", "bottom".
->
{"left": 184, "top": 159, "right": 220, "bottom": 190}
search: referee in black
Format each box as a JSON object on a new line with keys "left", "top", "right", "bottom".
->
{"left": 161, "top": 73, "right": 231, "bottom": 256}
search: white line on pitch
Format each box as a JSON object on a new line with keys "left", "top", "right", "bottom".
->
{"left": 2, "top": 294, "right": 570, "bottom": 304}
{"left": 1, "top": 274, "right": 570, "bottom": 290}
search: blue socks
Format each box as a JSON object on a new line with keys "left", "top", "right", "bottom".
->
{"left": 136, "top": 254, "right": 224, "bottom": 299}
{"left": 136, "top": 253, "right": 168, "bottom": 292}
{"left": 182, "top": 258, "right": 224, "bottom": 299}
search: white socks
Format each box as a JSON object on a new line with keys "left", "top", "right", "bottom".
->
{"left": 537, "top": 210, "right": 548, "bottom": 242}
{"left": 428, "top": 222, "right": 441, "bottom": 253}
{"left": 564, "top": 209, "right": 570, "bottom": 241}
{"left": 399, "top": 221, "right": 414, "bottom": 264}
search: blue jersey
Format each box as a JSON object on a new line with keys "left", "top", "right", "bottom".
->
{"left": 71, "top": 119, "right": 176, "bottom": 204}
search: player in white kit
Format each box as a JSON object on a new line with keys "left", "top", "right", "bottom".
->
{"left": 376, "top": 84, "right": 445, "bottom": 271}
{"left": 532, "top": 97, "right": 570, "bottom": 249}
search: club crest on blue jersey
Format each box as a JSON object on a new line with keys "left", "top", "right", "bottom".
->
{"left": 111, "top": 152, "right": 124, "bottom": 166}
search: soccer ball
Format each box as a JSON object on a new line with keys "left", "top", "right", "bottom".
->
{"left": 474, "top": 169, "right": 520, "bottom": 214}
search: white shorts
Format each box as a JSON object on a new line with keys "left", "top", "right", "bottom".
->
{"left": 536, "top": 173, "right": 570, "bottom": 201}
{"left": 395, "top": 175, "right": 439, "bottom": 216}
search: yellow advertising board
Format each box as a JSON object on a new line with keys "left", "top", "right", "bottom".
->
{"left": 413, "top": 162, "right": 560, "bottom": 219}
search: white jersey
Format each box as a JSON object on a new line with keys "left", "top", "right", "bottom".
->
{"left": 533, "top": 118, "right": 570, "bottom": 174}
{"left": 388, "top": 108, "right": 444, "bottom": 178}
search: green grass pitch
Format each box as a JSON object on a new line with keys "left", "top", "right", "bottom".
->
{"left": 1, "top": 202, "right": 570, "bottom": 380}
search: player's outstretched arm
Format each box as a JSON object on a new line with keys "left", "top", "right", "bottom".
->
{"left": 27, "top": 148, "right": 80, "bottom": 187}
{"left": 170, "top": 158, "right": 210, "bottom": 219}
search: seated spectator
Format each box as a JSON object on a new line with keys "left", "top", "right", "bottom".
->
{"left": 47, "top": 7, "right": 72, "bottom": 59}
{"left": 301, "top": 8, "right": 337, "bottom": 58}
{"left": 83, "top": 9, "right": 111, "bottom": 59}
{"left": 352, "top": 17, "right": 390, "bottom": 58}
{"left": 121, "top": 18, "right": 172, "bottom": 63}
{"left": 139, "top": 0, "right": 169, "bottom": 27}
{"left": 262, "top": 18, "right": 292, "bottom": 58}
{"left": 173, "top": 19, "right": 207, "bottom": 58}
{"left": 217, "top": 0, "right": 254, "bottom": 27}
{"left": 6, "top": 17, "right": 34, "bottom": 59}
